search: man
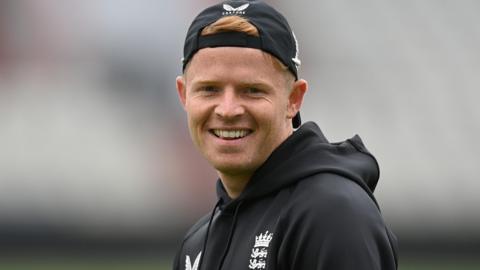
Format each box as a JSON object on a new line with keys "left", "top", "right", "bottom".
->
{"left": 173, "top": 1, "right": 398, "bottom": 269}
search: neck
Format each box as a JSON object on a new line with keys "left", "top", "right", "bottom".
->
{"left": 218, "top": 172, "right": 252, "bottom": 199}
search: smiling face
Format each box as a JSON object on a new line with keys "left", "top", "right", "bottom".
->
{"left": 176, "top": 47, "right": 306, "bottom": 189}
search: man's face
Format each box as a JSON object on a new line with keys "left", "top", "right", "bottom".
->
{"left": 176, "top": 47, "right": 305, "bottom": 180}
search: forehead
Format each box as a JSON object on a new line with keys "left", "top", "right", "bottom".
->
{"left": 185, "top": 47, "right": 286, "bottom": 84}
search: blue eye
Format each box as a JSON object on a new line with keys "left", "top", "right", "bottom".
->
{"left": 245, "top": 87, "right": 262, "bottom": 95}
{"left": 203, "top": 86, "right": 219, "bottom": 92}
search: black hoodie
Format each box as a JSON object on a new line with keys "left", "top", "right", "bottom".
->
{"left": 173, "top": 122, "right": 398, "bottom": 270}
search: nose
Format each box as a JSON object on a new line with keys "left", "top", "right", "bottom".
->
{"left": 214, "top": 89, "right": 245, "bottom": 119}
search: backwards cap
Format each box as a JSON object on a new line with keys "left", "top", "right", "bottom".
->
{"left": 181, "top": 0, "right": 302, "bottom": 128}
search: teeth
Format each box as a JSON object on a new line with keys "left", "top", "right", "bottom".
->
{"left": 213, "top": 129, "right": 250, "bottom": 139}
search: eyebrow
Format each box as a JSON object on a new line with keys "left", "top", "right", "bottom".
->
{"left": 190, "top": 79, "right": 218, "bottom": 85}
{"left": 238, "top": 82, "right": 272, "bottom": 90}
{"left": 190, "top": 79, "right": 273, "bottom": 89}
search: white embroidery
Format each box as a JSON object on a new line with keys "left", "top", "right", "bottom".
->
{"left": 185, "top": 252, "right": 202, "bottom": 270}
{"left": 291, "top": 30, "right": 301, "bottom": 70}
{"left": 251, "top": 248, "right": 268, "bottom": 258}
{"left": 249, "top": 231, "right": 273, "bottom": 269}
{"left": 249, "top": 259, "right": 266, "bottom": 269}
{"left": 222, "top": 3, "right": 250, "bottom": 15}
{"left": 254, "top": 231, "right": 273, "bottom": 248}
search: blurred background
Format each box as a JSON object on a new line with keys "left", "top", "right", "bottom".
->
{"left": 0, "top": 0, "right": 479, "bottom": 269}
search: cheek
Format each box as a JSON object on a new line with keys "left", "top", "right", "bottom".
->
{"left": 268, "top": 96, "right": 290, "bottom": 120}
{"left": 249, "top": 97, "right": 287, "bottom": 126}
{"left": 185, "top": 97, "right": 203, "bottom": 117}
{"left": 185, "top": 104, "right": 206, "bottom": 149}
{"left": 185, "top": 99, "right": 212, "bottom": 132}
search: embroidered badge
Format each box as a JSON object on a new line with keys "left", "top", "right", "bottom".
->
{"left": 249, "top": 231, "right": 273, "bottom": 270}
{"left": 185, "top": 252, "right": 202, "bottom": 270}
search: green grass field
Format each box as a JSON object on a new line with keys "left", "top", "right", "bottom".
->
{"left": 0, "top": 257, "right": 479, "bottom": 270}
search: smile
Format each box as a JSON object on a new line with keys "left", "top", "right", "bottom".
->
{"left": 212, "top": 129, "right": 252, "bottom": 139}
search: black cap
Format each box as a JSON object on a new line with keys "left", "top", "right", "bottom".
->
{"left": 181, "top": 0, "right": 302, "bottom": 128}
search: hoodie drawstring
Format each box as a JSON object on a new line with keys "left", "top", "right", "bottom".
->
{"left": 217, "top": 200, "right": 243, "bottom": 270}
{"left": 198, "top": 199, "right": 222, "bottom": 270}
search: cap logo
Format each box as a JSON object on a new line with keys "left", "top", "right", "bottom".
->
{"left": 291, "top": 30, "right": 301, "bottom": 70}
{"left": 222, "top": 3, "right": 250, "bottom": 15}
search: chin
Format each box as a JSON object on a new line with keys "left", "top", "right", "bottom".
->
{"left": 212, "top": 162, "right": 257, "bottom": 177}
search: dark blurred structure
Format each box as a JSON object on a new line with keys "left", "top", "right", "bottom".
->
{"left": 0, "top": 0, "right": 479, "bottom": 265}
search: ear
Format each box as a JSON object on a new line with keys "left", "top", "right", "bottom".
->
{"left": 287, "top": 79, "right": 308, "bottom": 119}
{"left": 176, "top": 75, "right": 187, "bottom": 109}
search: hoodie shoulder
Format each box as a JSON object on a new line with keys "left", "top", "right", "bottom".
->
{"left": 277, "top": 173, "right": 398, "bottom": 269}
{"left": 289, "top": 172, "right": 381, "bottom": 221}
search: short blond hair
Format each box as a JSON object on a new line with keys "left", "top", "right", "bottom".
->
{"left": 201, "top": 16, "right": 259, "bottom": 36}
{"left": 200, "top": 16, "right": 293, "bottom": 82}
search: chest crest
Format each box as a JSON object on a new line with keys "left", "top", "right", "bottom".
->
{"left": 248, "top": 230, "right": 273, "bottom": 270}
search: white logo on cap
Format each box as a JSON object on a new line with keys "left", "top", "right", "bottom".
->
{"left": 291, "top": 30, "right": 301, "bottom": 70}
{"left": 222, "top": 3, "right": 250, "bottom": 15}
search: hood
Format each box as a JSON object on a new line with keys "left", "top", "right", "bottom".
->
{"left": 216, "top": 122, "right": 380, "bottom": 210}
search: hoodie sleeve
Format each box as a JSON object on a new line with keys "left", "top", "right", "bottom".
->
{"left": 276, "top": 174, "right": 398, "bottom": 270}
